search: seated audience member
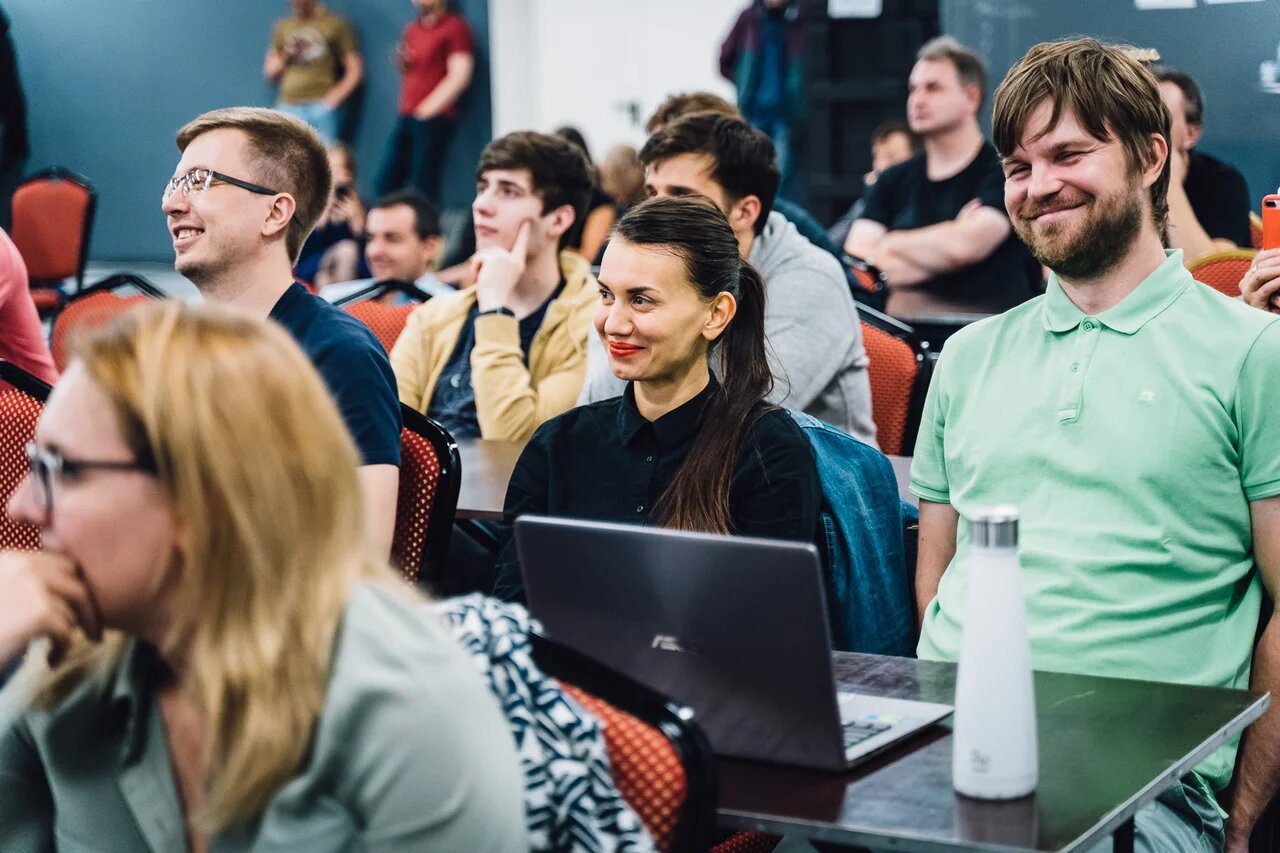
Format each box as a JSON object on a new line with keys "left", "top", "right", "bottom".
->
{"left": 1154, "top": 66, "right": 1253, "bottom": 260}
{"left": 162, "top": 107, "right": 400, "bottom": 556}
{"left": 295, "top": 142, "right": 368, "bottom": 287}
{"left": 646, "top": 91, "right": 847, "bottom": 267}
{"left": 493, "top": 196, "right": 821, "bottom": 602}
{"left": 320, "top": 189, "right": 452, "bottom": 304}
{"left": 1242, "top": 249, "right": 1280, "bottom": 314}
{"left": 846, "top": 37, "right": 1039, "bottom": 316}
{"left": 599, "top": 144, "right": 645, "bottom": 213}
{"left": 914, "top": 38, "right": 1280, "bottom": 849}
{"left": 553, "top": 126, "right": 617, "bottom": 263}
{"left": 0, "top": 301, "right": 527, "bottom": 850}
{"left": 391, "top": 131, "right": 597, "bottom": 442}
{"left": 579, "top": 113, "right": 877, "bottom": 447}
{"left": 0, "top": 227, "right": 56, "bottom": 384}
{"left": 827, "top": 120, "right": 920, "bottom": 249}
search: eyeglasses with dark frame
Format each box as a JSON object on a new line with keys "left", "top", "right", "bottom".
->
{"left": 162, "top": 167, "right": 281, "bottom": 205}
{"left": 24, "top": 443, "right": 156, "bottom": 519}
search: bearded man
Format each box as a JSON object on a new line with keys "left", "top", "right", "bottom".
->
{"left": 910, "top": 37, "right": 1280, "bottom": 852}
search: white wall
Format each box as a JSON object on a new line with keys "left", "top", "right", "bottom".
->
{"left": 490, "top": 0, "right": 743, "bottom": 158}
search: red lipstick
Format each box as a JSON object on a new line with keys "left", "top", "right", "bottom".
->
{"left": 607, "top": 342, "right": 643, "bottom": 358}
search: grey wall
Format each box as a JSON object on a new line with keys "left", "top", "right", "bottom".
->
{"left": 6, "top": 0, "right": 491, "bottom": 261}
{"left": 942, "top": 0, "right": 1280, "bottom": 206}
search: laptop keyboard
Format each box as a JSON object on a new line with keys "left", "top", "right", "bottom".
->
{"left": 842, "top": 718, "right": 893, "bottom": 749}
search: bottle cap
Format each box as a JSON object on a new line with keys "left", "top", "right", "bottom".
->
{"left": 970, "top": 506, "right": 1019, "bottom": 547}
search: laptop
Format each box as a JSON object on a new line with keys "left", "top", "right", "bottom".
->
{"left": 516, "top": 516, "right": 952, "bottom": 771}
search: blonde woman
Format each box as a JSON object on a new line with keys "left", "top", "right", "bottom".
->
{"left": 0, "top": 301, "right": 527, "bottom": 852}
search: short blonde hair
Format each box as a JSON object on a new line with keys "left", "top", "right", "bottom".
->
{"left": 35, "top": 300, "right": 398, "bottom": 832}
{"left": 992, "top": 37, "right": 1172, "bottom": 239}
{"left": 176, "top": 107, "right": 331, "bottom": 263}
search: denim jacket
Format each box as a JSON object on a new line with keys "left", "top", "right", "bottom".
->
{"left": 789, "top": 411, "right": 915, "bottom": 656}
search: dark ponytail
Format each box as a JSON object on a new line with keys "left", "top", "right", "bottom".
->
{"left": 610, "top": 195, "right": 773, "bottom": 534}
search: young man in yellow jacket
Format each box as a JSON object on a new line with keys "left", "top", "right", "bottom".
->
{"left": 391, "top": 131, "right": 598, "bottom": 442}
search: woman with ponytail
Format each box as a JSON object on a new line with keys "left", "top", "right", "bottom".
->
{"left": 493, "top": 195, "right": 821, "bottom": 603}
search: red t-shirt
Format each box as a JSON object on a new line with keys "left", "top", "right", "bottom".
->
{"left": 0, "top": 229, "right": 58, "bottom": 386}
{"left": 398, "top": 13, "right": 474, "bottom": 118}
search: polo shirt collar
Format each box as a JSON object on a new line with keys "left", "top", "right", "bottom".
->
{"left": 616, "top": 376, "right": 718, "bottom": 447}
{"left": 1041, "top": 250, "right": 1191, "bottom": 335}
{"left": 108, "top": 639, "right": 160, "bottom": 765}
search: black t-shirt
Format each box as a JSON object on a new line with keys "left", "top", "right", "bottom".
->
{"left": 860, "top": 142, "right": 1039, "bottom": 315}
{"left": 1184, "top": 150, "right": 1252, "bottom": 248}
{"left": 269, "top": 282, "right": 402, "bottom": 466}
{"left": 491, "top": 378, "right": 823, "bottom": 603}
{"left": 427, "top": 281, "right": 565, "bottom": 439}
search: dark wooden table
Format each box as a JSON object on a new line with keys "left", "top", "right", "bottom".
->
{"left": 455, "top": 438, "right": 524, "bottom": 521}
{"left": 717, "top": 653, "right": 1268, "bottom": 852}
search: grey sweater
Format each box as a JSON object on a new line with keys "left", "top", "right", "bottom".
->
{"left": 579, "top": 210, "right": 877, "bottom": 447}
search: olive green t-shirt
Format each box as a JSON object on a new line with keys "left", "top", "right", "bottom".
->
{"left": 912, "top": 250, "right": 1280, "bottom": 796}
{"left": 271, "top": 10, "right": 357, "bottom": 103}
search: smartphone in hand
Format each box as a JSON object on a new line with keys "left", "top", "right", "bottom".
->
{"left": 1263, "top": 194, "right": 1280, "bottom": 251}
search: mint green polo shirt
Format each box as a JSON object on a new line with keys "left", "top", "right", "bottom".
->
{"left": 912, "top": 251, "right": 1280, "bottom": 795}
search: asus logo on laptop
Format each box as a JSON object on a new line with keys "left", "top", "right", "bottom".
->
{"left": 651, "top": 634, "right": 699, "bottom": 654}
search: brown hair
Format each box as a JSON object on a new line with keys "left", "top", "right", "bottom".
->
{"left": 475, "top": 130, "right": 594, "bottom": 249}
{"left": 917, "top": 36, "right": 988, "bottom": 109}
{"left": 645, "top": 91, "right": 741, "bottom": 134}
{"left": 640, "top": 113, "right": 779, "bottom": 236}
{"left": 176, "top": 107, "right": 331, "bottom": 263}
{"left": 992, "top": 37, "right": 1172, "bottom": 239}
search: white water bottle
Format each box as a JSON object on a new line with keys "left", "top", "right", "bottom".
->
{"left": 952, "top": 506, "right": 1038, "bottom": 800}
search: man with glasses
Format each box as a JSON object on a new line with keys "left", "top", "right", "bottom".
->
{"left": 162, "top": 107, "right": 400, "bottom": 557}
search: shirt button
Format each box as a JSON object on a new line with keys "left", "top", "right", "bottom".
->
{"left": 1083, "top": 320, "right": 1095, "bottom": 331}
{"left": 635, "top": 504, "right": 645, "bottom": 513}
{"left": 645, "top": 455, "right": 654, "bottom": 463}
{"left": 1071, "top": 362, "right": 1080, "bottom": 372}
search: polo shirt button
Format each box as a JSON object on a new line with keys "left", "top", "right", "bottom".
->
{"left": 635, "top": 504, "right": 645, "bottom": 513}
{"left": 1071, "top": 362, "right": 1080, "bottom": 372}
{"left": 1083, "top": 321, "right": 1095, "bottom": 331}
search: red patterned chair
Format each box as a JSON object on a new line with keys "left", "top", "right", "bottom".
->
{"left": 48, "top": 274, "right": 166, "bottom": 371}
{"left": 10, "top": 167, "right": 96, "bottom": 316}
{"left": 0, "top": 360, "right": 52, "bottom": 552}
{"left": 1251, "top": 212, "right": 1264, "bottom": 251}
{"left": 858, "top": 305, "right": 930, "bottom": 456}
{"left": 391, "top": 405, "right": 460, "bottom": 585}
{"left": 1187, "top": 249, "right": 1257, "bottom": 299}
{"left": 531, "top": 632, "right": 717, "bottom": 852}
{"left": 345, "top": 301, "right": 417, "bottom": 354}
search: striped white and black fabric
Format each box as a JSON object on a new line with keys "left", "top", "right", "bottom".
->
{"left": 438, "top": 595, "right": 656, "bottom": 853}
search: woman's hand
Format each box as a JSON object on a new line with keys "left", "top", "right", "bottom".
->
{"left": 1241, "top": 249, "right": 1280, "bottom": 315}
{"left": 0, "top": 552, "right": 101, "bottom": 667}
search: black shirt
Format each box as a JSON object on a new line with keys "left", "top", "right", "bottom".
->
{"left": 269, "top": 282, "right": 402, "bottom": 466}
{"left": 427, "top": 281, "right": 565, "bottom": 438}
{"left": 860, "top": 142, "right": 1039, "bottom": 315}
{"left": 1184, "top": 150, "right": 1252, "bottom": 248}
{"left": 491, "top": 378, "right": 823, "bottom": 603}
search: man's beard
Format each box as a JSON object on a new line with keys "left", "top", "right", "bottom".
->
{"left": 1012, "top": 181, "right": 1144, "bottom": 282}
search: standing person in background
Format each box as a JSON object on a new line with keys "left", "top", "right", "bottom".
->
{"left": 0, "top": 227, "right": 56, "bottom": 385}
{"left": 264, "top": 0, "right": 362, "bottom": 144}
{"left": 376, "top": 0, "right": 474, "bottom": 203}
{"left": 720, "top": 0, "right": 803, "bottom": 196}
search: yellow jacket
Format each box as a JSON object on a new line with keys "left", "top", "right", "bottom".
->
{"left": 390, "top": 251, "right": 598, "bottom": 442}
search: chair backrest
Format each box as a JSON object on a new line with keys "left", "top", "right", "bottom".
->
{"left": 858, "top": 305, "right": 929, "bottom": 456}
{"left": 50, "top": 290, "right": 154, "bottom": 371}
{"left": 1251, "top": 212, "right": 1264, "bottom": 251}
{"left": 844, "top": 254, "right": 888, "bottom": 312}
{"left": 392, "top": 405, "right": 460, "bottom": 585}
{"left": 1187, "top": 249, "right": 1258, "bottom": 299}
{"left": 10, "top": 167, "right": 96, "bottom": 287}
{"left": 0, "top": 360, "right": 52, "bottom": 551}
{"left": 532, "top": 632, "right": 716, "bottom": 853}
{"left": 345, "top": 300, "right": 417, "bottom": 354}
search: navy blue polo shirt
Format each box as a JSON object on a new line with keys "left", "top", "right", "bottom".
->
{"left": 269, "top": 282, "right": 402, "bottom": 466}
